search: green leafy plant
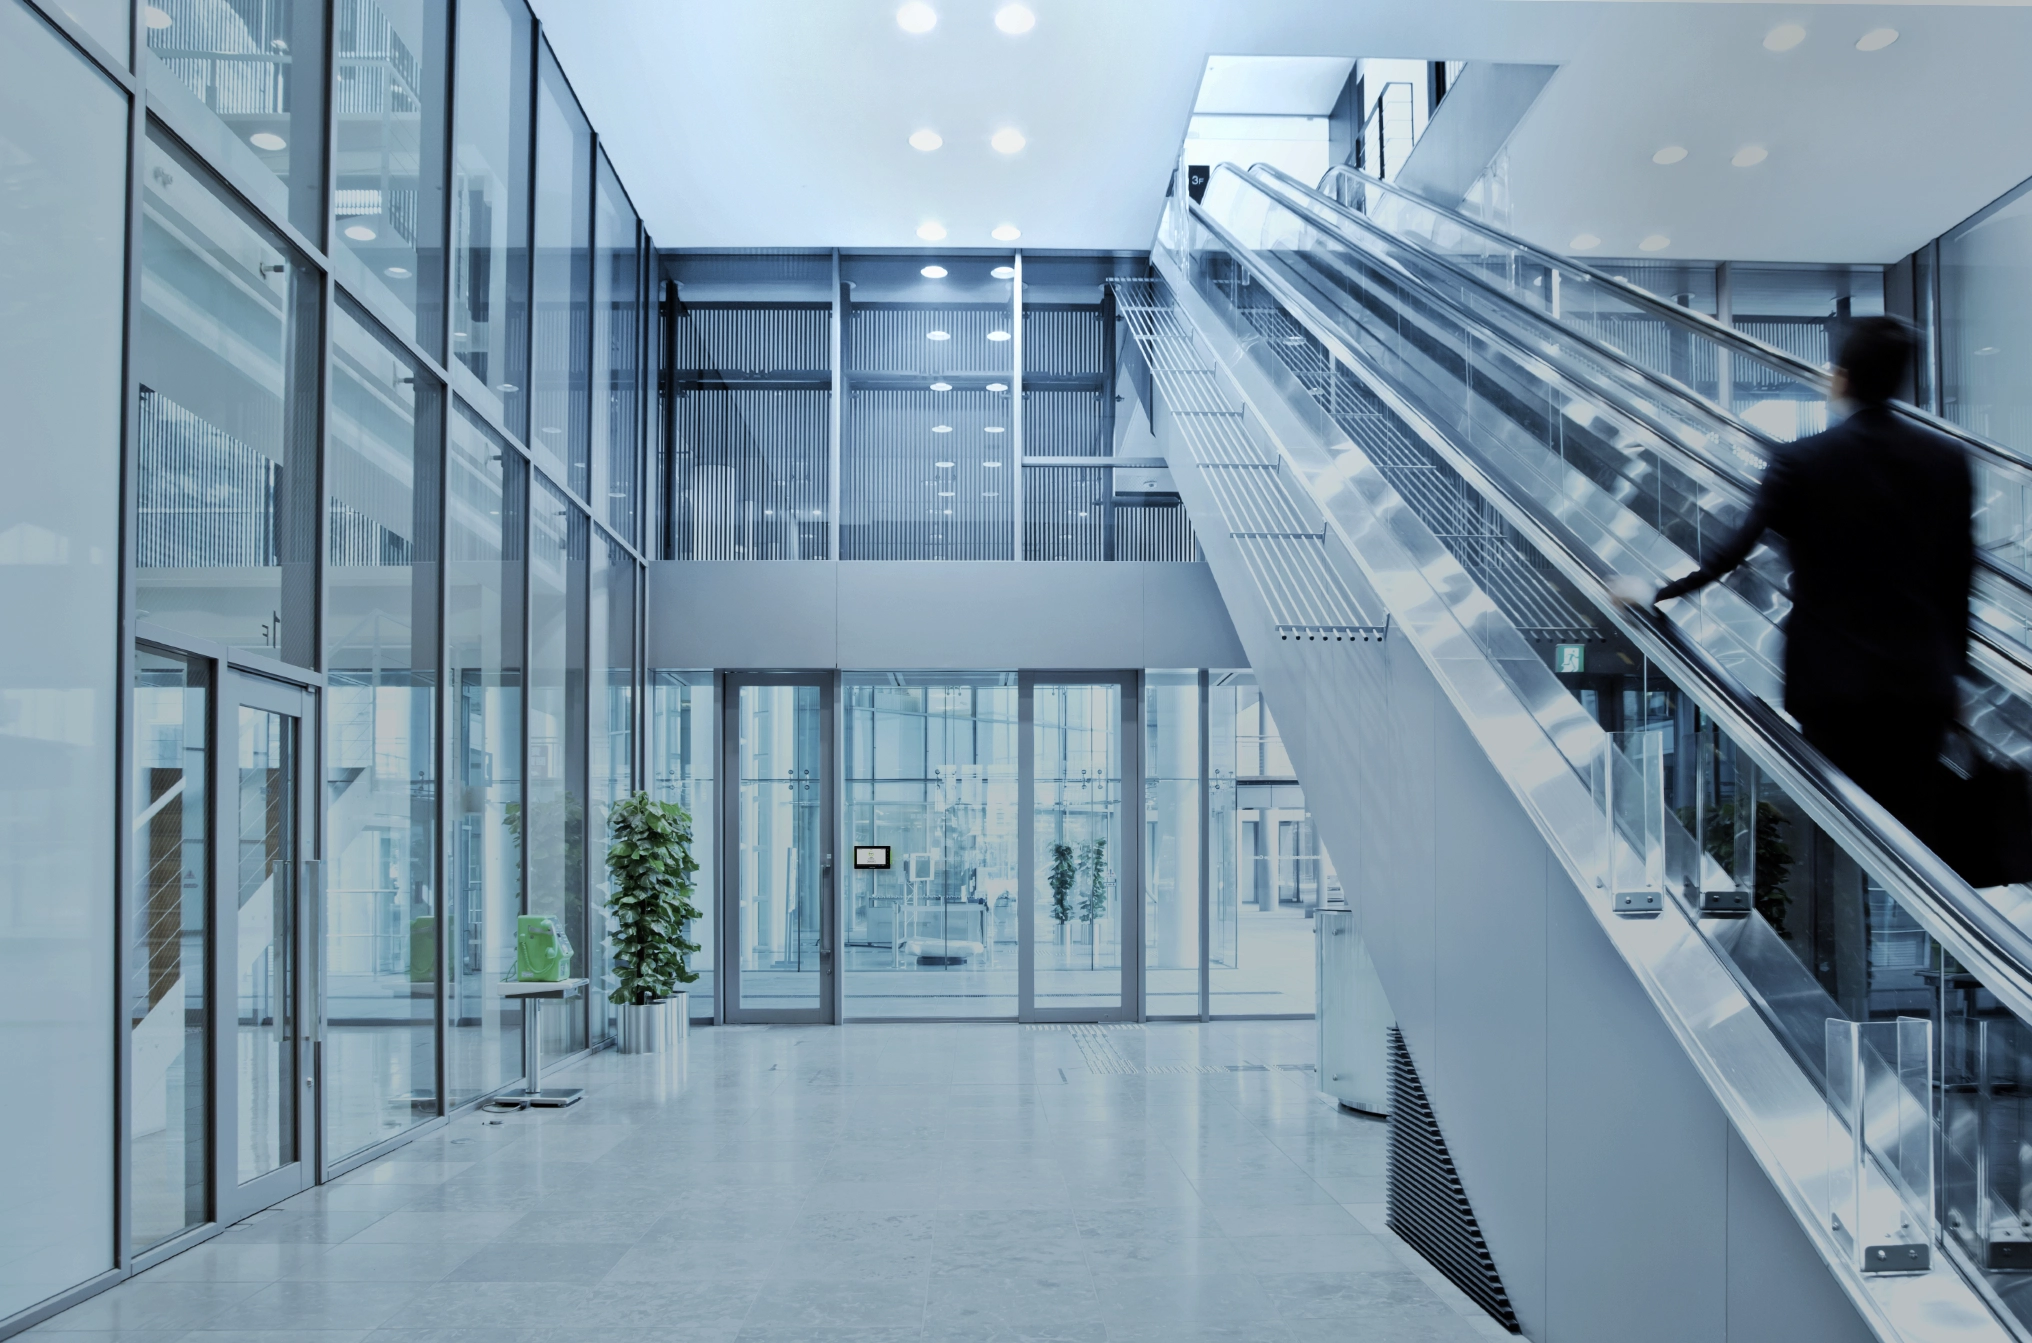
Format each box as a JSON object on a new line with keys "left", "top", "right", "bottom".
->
{"left": 1049, "top": 842, "right": 1077, "bottom": 938}
{"left": 1678, "top": 798, "right": 1795, "bottom": 937}
{"left": 1082, "top": 838, "right": 1109, "bottom": 968}
{"left": 604, "top": 792, "right": 701, "bottom": 1006}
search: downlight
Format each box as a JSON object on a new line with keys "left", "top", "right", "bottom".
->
{"left": 991, "top": 265, "right": 1015, "bottom": 279}
{"left": 1857, "top": 27, "right": 1898, "bottom": 50}
{"left": 926, "top": 330, "right": 951, "bottom": 341}
{"left": 917, "top": 221, "right": 947, "bottom": 242}
{"left": 991, "top": 128, "right": 1027, "bottom": 154}
{"left": 1639, "top": 234, "right": 1671, "bottom": 252}
{"left": 991, "top": 224, "right": 1021, "bottom": 242}
{"left": 986, "top": 382, "right": 1008, "bottom": 392}
{"left": 987, "top": 330, "right": 1011, "bottom": 342}
{"left": 920, "top": 265, "right": 948, "bottom": 278}
{"left": 344, "top": 224, "right": 377, "bottom": 241}
{"left": 1732, "top": 146, "right": 1769, "bottom": 167}
{"left": 930, "top": 381, "right": 952, "bottom": 391}
{"left": 1764, "top": 23, "right": 1806, "bottom": 51}
{"left": 932, "top": 424, "right": 954, "bottom": 433}
{"left": 994, "top": 4, "right": 1035, "bottom": 34}
{"left": 909, "top": 129, "right": 943, "bottom": 152}
{"left": 896, "top": 2, "right": 936, "bottom": 34}
{"left": 250, "top": 132, "right": 287, "bottom": 152}
{"left": 1651, "top": 145, "right": 1687, "bottom": 165}
{"left": 1569, "top": 233, "right": 1601, "bottom": 250}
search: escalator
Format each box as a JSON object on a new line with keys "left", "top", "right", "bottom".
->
{"left": 1121, "top": 162, "right": 2032, "bottom": 1343}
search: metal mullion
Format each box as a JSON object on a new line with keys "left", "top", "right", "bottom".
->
{"left": 829, "top": 249, "right": 842, "bottom": 560}
{"left": 1012, "top": 252, "right": 1024, "bottom": 559}
{"left": 21, "top": 0, "right": 138, "bottom": 90}
{"left": 1016, "top": 677, "right": 1034, "bottom": 1018}
{"left": 433, "top": 351, "right": 453, "bottom": 1124}
{"left": 1197, "top": 669, "right": 1211, "bottom": 1022}
{"left": 142, "top": 96, "right": 333, "bottom": 283}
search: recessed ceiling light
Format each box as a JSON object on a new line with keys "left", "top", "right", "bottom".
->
{"left": 930, "top": 380, "right": 952, "bottom": 391}
{"left": 926, "top": 330, "right": 951, "bottom": 341}
{"left": 1078, "top": 512, "right": 1088, "bottom": 518}
{"left": 910, "top": 129, "right": 943, "bottom": 152}
{"left": 943, "top": 508, "right": 953, "bottom": 515}
{"left": 984, "top": 426, "right": 1005, "bottom": 433}
{"left": 250, "top": 132, "right": 287, "bottom": 152}
{"left": 1731, "top": 145, "right": 1768, "bottom": 167}
{"left": 984, "top": 460, "right": 1002, "bottom": 467}
{"left": 932, "top": 424, "right": 953, "bottom": 433}
{"left": 1569, "top": 233, "right": 1601, "bottom": 250}
{"left": 897, "top": 2, "right": 936, "bottom": 34}
{"left": 1976, "top": 346, "right": 2000, "bottom": 356}
{"left": 384, "top": 266, "right": 411, "bottom": 278}
{"left": 1651, "top": 145, "right": 1687, "bottom": 165}
{"left": 991, "top": 265, "right": 1015, "bottom": 279}
{"left": 917, "top": 221, "right": 947, "bottom": 241}
{"left": 936, "top": 461, "right": 955, "bottom": 468}
{"left": 1857, "top": 27, "right": 1898, "bottom": 50}
{"left": 497, "top": 382, "right": 518, "bottom": 392}
{"left": 1639, "top": 234, "right": 1671, "bottom": 252}
{"left": 994, "top": 4, "right": 1035, "bottom": 34}
{"left": 143, "top": 4, "right": 172, "bottom": 28}
{"left": 939, "top": 491, "right": 955, "bottom": 497}
{"left": 540, "top": 426, "right": 562, "bottom": 435}
{"left": 983, "top": 491, "right": 1000, "bottom": 497}
{"left": 344, "top": 224, "right": 377, "bottom": 241}
{"left": 1764, "top": 23, "right": 1806, "bottom": 51}
{"left": 991, "top": 128, "right": 1026, "bottom": 154}
{"left": 920, "top": 265, "right": 948, "bottom": 278}
{"left": 987, "top": 330, "right": 1011, "bottom": 342}
{"left": 987, "top": 382, "right": 1008, "bottom": 392}
{"left": 991, "top": 224, "right": 1020, "bottom": 241}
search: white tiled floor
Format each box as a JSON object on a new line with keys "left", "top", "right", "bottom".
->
{"left": 31, "top": 1021, "right": 1513, "bottom": 1342}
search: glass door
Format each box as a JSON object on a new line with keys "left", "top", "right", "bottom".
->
{"left": 1019, "top": 673, "right": 1139, "bottom": 1021}
{"left": 215, "top": 673, "right": 316, "bottom": 1223}
{"left": 723, "top": 675, "right": 834, "bottom": 1023}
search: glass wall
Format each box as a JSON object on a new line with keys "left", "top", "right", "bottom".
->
{"left": 2, "top": 0, "right": 125, "bottom": 1314}
{"left": 450, "top": 0, "right": 531, "bottom": 437}
{"left": 528, "top": 477, "right": 587, "bottom": 1057}
{"left": 592, "top": 154, "right": 641, "bottom": 543}
{"left": 531, "top": 45, "right": 591, "bottom": 497}
{"left": 843, "top": 675, "right": 1019, "bottom": 1017}
{"left": 138, "top": 127, "right": 322, "bottom": 666}
{"left": 1144, "top": 671, "right": 1200, "bottom": 1016}
{"left": 331, "top": 0, "right": 451, "bottom": 356}
{"left": 323, "top": 299, "right": 441, "bottom": 1161}
{"left": 1943, "top": 180, "right": 2032, "bottom": 455}
{"left": 589, "top": 537, "right": 634, "bottom": 1041}
{"left": 649, "top": 672, "right": 713, "bottom": 1016}
{"left": 1032, "top": 683, "right": 1125, "bottom": 1012}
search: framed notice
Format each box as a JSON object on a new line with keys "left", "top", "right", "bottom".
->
{"left": 853, "top": 845, "right": 892, "bottom": 870}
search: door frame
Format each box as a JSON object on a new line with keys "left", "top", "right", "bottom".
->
{"left": 720, "top": 671, "right": 837, "bottom": 1025}
{"left": 212, "top": 670, "right": 318, "bottom": 1225}
{"left": 1018, "top": 670, "right": 1142, "bottom": 1023}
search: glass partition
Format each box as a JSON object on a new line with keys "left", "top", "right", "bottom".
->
{"left": 592, "top": 153, "right": 641, "bottom": 542}
{"left": 531, "top": 43, "right": 591, "bottom": 497}
{"left": 450, "top": 0, "right": 532, "bottom": 439}
{"left": 323, "top": 299, "right": 441, "bottom": 1160}
{"left": 1030, "top": 682, "right": 1126, "bottom": 1013}
{"left": 1143, "top": 671, "right": 1200, "bottom": 1016}
{"left": 528, "top": 477, "right": 588, "bottom": 1056}
{"left": 650, "top": 672, "right": 714, "bottom": 1017}
{"left": 589, "top": 535, "right": 635, "bottom": 1042}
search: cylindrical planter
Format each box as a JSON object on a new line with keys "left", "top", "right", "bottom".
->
{"left": 618, "top": 995, "right": 685, "bottom": 1054}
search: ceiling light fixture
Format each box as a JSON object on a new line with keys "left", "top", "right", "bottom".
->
{"left": 920, "top": 264, "right": 948, "bottom": 278}
{"left": 1639, "top": 234, "right": 1671, "bottom": 252}
{"left": 1651, "top": 145, "right": 1687, "bottom": 165}
{"left": 1764, "top": 23, "right": 1806, "bottom": 51}
{"left": 926, "top": 330, "right": 951, "bottom": 341}
{"left": 930, "top": 381, "right": 952, "bottom": 391}
{"left": 1731, "top": 145, "right": 1769, "bottom": 167}
{"left": 896, "top": 2, "right": 936, "bottom": 34}
{"left": 1857, "top": 27, "right": 1898, "bottom": 50}
{"left": 991, "top": 224, "right": 1020, "bottom": 241}
{"left": 936, "top": 461, "right": 955, "bottom": 468}
{"left": 1569, "top": 233, "right": 1601, "bottom": 250}
{"left": 983, "top": 491, "right": 999, "bottom": 497}
{"left": 909, "top": 129, "right": 943, "bottom": 152}
{"left": 994, "top": 4, "right": 1035, "bottom": 34}
{"left": 984, "top": 426, "right": 1005, "bottom": 433}
{"left": 384, "top": 266, "right": 411, "bottom": 278}
{"left": 990, "top": 265, "right": 1015, "bottom": 279}
{"left": 984, "top": 460, "right": 1002, "bottom": 467}
{"left": 932, "top": 424, "right": 953, "bottom": 433}
{"left": 987, "top": 330, "right": 1011, "bottom": 342}
{"left": 250, "top": 132, "right": 287, "bottom": 152}
{"left": 917, "top": 221, "right": 948, "bottom": 242}
{"left": 939, "top": 491, "right": 955, "bottom": 497}
{"left": 344, "top": 224, "right": 377, "bottom": 241}
{"left": 143, "top": 4, "right": 172, "bottom": 28}
{"left": 986, "top": 382, "right": 1008, "bottom": 392}
{"left": 991, "top": 128, "right": 1026, "bottom": 154}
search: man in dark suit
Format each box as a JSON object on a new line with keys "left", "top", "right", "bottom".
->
{"left": 1645, "top": 317, "right": 1973, "bottom": 848}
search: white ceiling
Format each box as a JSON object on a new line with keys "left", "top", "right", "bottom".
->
{"left": 532, "top": 0, "right": 2032, "bottom": 263}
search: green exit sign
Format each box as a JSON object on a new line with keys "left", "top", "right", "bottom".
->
{"left": 1554, "top": 643, "right": 1586, "bottom": 675}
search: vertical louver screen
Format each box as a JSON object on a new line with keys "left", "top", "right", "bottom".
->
{"left": 1388, "top": 1028, "right": 1521, "bottom": 1334}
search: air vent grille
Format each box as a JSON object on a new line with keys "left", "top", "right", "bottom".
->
{"left": 1387, "top": 1028, "right": 1521, "bottom": 1334}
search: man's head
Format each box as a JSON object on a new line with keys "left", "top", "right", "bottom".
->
{"left": 1833, "top": 316, "right": 1915, "bottom": 406}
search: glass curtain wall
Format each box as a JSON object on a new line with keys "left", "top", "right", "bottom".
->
{"left": 843, "top": 675, "right": 1019, "bottom": 1017}
{"left": 592, "top": 155, "right": 641, "bottom": 543}
{"left": 649, "top": 672, "right": 713, "bottom": 1015}
{"left": 1144, "top": 671, "right": 1200, "bottom": 1016}
{"left": 588, "top": 537, "right": 636, "bottom": 1042}
{"left": 323, "top": 299, "right": 442, "bottom": 1161}
{"left": 1, "top": 0, "right": 125, "bottom": 1312}
{"left": 1031, "top": 683, "right": 1125, "bottom": 1012}
{"left": 528, "top": 477, "right": 587, "bottom": 1056}
{"left": 450, "top": 0, "right": 532, "bottom": 438}
{"left": 531, "top": 47, "right": 591, "bottom": 497}
{"left": 1943, "top": 181, "right": 2032, "bottom": 455}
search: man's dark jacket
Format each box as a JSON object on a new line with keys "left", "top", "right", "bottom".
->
{"left": 1655, "top": 404, "right": 1974, "bottom": 722}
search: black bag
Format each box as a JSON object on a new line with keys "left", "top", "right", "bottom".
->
{"left": 1940, "top": 727, "right": 2032, "bottom": 888}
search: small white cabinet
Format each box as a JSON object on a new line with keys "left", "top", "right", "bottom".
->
{"left": 1316, "top": 906, "right": 1392, "bottom": 1115}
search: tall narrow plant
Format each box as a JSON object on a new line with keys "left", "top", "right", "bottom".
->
{"left": 1049, "top": 841, "right": 1077, "bottom": 943}
{"left": 605, "top": 792, "right": 701, "bottom": 1006}
{"left": 1082, "top": 838, "right": 1109, "bottom": 969}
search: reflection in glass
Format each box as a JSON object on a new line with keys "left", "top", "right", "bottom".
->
{"left": 531, "top": 45, "right": 592, "bottom": 496}
{"left": 844, "top": 678, "right": 1018, "bottom": 1018}
{"left": 446, "top": 404, "right": 524, "bottom": 1104}
{"left": 1944, "top": 185, "right": 2032, "bottom": 457}
{"left": 651, "top": 673, "right": 714, "bottom": 1015}
{"left": 130, "top": 651, "right": 207, "bottom": 1251}
{"left": 236, "top": 707, "right": 296, "bottom": 1184}
{"left": 1032, "top": 684, "right": 1123, "bottom": 1011}
{"left": 450, "top": 0, "right": 530, "bottom": 437}
{"left": 144, "top": 0, "right": 326, "bottom": 235}
{"left": 331, "top": 0, "right": 451, "bottom": 355}
{"left": 137, "top": 130, "right": 320, "bottom": 665}
{"left": 592, "top": 154, "right": 641, "bottom": 541}
{"left": 588, "top": 536, "right": 635, "bottom": 1042}
{"left": 528, "top": 479, "right": 587, "bottom": 1056}
{"left": 736, "top": 685, "right": 823, "bottom": 1013}
{"left": 57, "top": 0, "right": 129, "bottom": 62}
{"left": 1144, "top": 672, "right": 1200, "bottom": 1016}
{"left": 324, "top": 301, "right": 440, "bottom": 1159}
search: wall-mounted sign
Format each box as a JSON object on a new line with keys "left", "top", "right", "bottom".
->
{"left": 1554, "top": 643, "right": 1586, "bottom": 675}
{"left": 852, "top": 845, "right": 892, "bottom": 870}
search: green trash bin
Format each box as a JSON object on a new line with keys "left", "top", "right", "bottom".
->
{"left": 515, "top": 914, "right": 573, "bottom": 982}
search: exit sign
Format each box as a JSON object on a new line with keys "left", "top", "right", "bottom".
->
{"left": 1555, "top": 643, "right": 1586, "bottom": 675}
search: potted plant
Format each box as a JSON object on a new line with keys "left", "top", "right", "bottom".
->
{"left": 1081, "top": 838, "right": 1109, "bottom": 968}
{"left": 1049, "top": 841, "right": 1077, "bottom": 945}
{"left": 605, "top": 792, "right": 701, "bottom": 1053}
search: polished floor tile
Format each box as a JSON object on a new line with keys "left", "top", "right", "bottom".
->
{"left": 30, "top": 1022, "right": 1512, "bottom": 1342}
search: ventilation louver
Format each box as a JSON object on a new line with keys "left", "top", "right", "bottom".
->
{"left": 1388, "top": 1027, "right": 1522, "bottom": 1333}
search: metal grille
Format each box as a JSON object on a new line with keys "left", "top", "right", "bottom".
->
{"left": 674, "top": 302, "right": 830, "bottom": 377}
{"left": 1388, "top": 1028, "right": 1522, "bottom": 1334}
{"left": 1023, "top": 305, "right": 1105, "bottom": 376}
{"left": 671, "top": 389, "right": 829, "bottom": 559}
{"left": 1023, "top": 389, "right": 1108, "bottom": 458}
{"left": 850, "top": 304, "right": 1015, "bottom": 378}
{"left": 136, "top": 388, "right": 279, "bottom": 569}
{"left": 843, "top": 390, "right": 1012, "bottom": 560}
{"left": 1111, "top": 280, "right": 1382, "bottom": 641}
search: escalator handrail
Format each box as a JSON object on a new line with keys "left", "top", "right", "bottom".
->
{"left": 1172, "top": 188, "right": 2032, "bottom": 1030}
{"left": 1315, "top": 162, "right": 2032, "bottom": 482}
